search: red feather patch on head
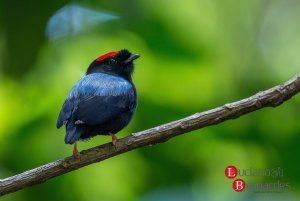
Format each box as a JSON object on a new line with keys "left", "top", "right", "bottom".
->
{"left": 96, "top": 51, "right": 119, "bottom": 62}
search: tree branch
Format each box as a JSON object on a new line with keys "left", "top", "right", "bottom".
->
{"left": 1, "top": 74, "right": 300, "bottom": 196}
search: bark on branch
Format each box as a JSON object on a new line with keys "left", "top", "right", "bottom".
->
{"left": 1, "top": 74, "right": 300, "bottom": 196}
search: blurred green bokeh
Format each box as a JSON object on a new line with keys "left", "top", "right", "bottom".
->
{"left": 1, "top": 0, "right": 300, "bottom": 200}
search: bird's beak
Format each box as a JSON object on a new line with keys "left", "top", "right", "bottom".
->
{"left": 124, "top": 54, "right": 140, "bottom": 64}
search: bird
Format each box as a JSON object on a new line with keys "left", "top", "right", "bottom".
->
{"left": 56, "top": 49, "right": 140, "bottom": 157}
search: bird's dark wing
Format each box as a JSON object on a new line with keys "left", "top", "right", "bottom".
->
{"left": 56, "top": 99, "right": 75, "bottom": 128}
{"left": 56, "top": 73, "right": 136, "bottom": 128}
{"left": 76, "top": 91, "right": 135, "bottom": 125}
{"left": 56, "top": 96, "right": 75, "bottom": 128}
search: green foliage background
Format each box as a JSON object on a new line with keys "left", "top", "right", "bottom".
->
{"left": 0, "top": 0, "right": 300, "bottom": 200}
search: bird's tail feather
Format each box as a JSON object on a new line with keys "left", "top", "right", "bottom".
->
{"left": 65, "top": 116, "right": 84, "bottom": 144}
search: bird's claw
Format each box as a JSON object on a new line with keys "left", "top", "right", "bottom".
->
{"left": 73, "top": 142, "right": 81, "bottom": 159}
{"left": 110, "top": 133, "right": 118, "bottom": 146}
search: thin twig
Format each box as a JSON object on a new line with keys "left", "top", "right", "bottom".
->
{"left": 1, "top": 73, "right": 300, "bottom": 196}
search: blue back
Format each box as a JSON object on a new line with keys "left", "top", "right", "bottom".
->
{"left": 56, "top": 73, "right": 137, "bottom": 144}
{"left": 68, "top": 73, "right": 133, "bottom": 98}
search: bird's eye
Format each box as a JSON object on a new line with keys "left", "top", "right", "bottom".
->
{"left": 109, "top": 58, "right": 117, "bottom": 64}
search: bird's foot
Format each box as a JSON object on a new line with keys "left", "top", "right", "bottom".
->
{"left": 109, "top": 133, "right": 118, "bottom": 146}
{"left": 73, "top": 142, "right": 81, "bottom": 158}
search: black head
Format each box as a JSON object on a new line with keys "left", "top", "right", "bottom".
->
{"left": 86, "top": 49, "right": 140, "bottom": 81}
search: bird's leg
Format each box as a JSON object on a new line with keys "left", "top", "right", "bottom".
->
{"left": 109, "top": 133, "right": 118, "bottom": 145}
{"left": 73, "top": 141, "right": 80, "bottom": 158}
